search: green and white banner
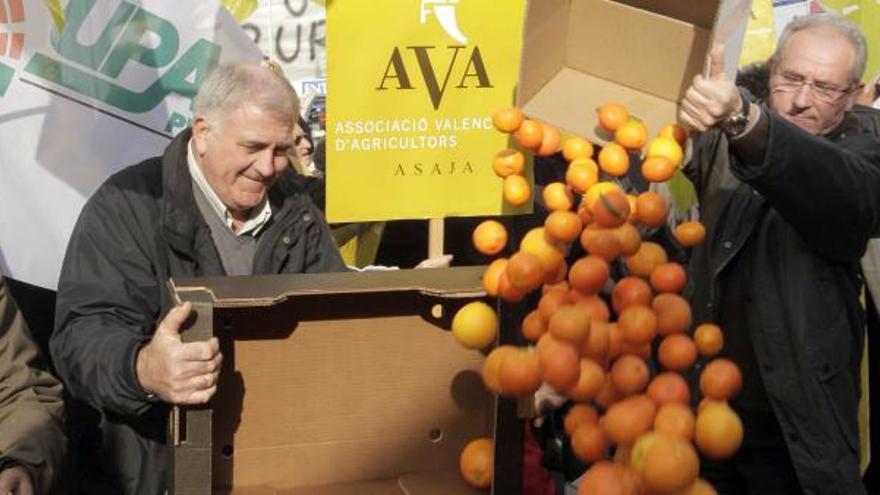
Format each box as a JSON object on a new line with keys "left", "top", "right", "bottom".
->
{"left": 0, "top": 0, "right": 261, "bottom": 288}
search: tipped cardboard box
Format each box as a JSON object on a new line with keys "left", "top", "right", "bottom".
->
{"left": 517, "top": 0, "right": 750, "bottom": 142}
{"left": 167, "top": 267, "right": 522, "bottom": 495}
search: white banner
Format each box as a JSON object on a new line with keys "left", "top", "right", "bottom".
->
{"left": 0, "top": 0, "right": 261, "bottom": 289}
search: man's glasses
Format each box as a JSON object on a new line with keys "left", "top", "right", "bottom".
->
{"left": 771, "top": 70, "right": 856, "bottom": 103}
{"left": 294, "top": 135, "right": 308, "bottom": 145}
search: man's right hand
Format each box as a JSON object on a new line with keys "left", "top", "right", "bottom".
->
{"left": 136, "top": 302, "right": 222, "bottom": 404}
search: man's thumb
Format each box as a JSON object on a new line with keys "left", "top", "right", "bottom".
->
{"left": 708, "top": 43, "right": 726, "bottom": 80}
{"left": 156, "top": 302, "right": 192, "bottom": 338}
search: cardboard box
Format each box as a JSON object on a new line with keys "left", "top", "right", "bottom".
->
{"left": 516, "top": 0, "right": 750, "bottom": 142}
{"left": 167, "top": 267, "right": 522, "bottom": 495}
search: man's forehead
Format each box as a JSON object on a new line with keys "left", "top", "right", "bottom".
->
{"left": 779, "top": 28, "right": 856, "bottom": 77}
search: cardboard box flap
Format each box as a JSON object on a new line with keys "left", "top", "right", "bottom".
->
{"left": 171, "top": 266, "right": 486, "bottom": 307}
{"left": 221, "top": 470, "right": 483, "bottom": 495}
{"left": 611, "top": 0, "right": 718, "bottom": 29}
{"left": 518, "top": 0, "right": 569, "bottom": 105}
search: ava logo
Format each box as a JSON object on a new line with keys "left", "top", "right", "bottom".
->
{"left": 376, "top": 0, "right": 492, "bottom": 110}
{"left": 20, "top": 0, "right": 220, "bottom": 135}
{"left": 420, "top": 0, "right": 466, "bottom": 43}
{"left": 0, "top": 0, "right": 25, "bottom": 96}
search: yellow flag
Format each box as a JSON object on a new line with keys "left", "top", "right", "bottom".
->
{"left": 221, "top": 0, "right": 259, "bottom": 22}
{"left": 326, "top": 0, "right": 528, "bottom": 222}
{"left": 40, "top": 0, "right": 65, "bottom": 32}
{"left": 739, "top": 0, "right": 775, "bottom": 67}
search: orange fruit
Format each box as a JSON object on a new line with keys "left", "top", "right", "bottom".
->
{"left": 566, "top": 159, "right": 599, "bottom": 194}
{"left": 694, "top": 323, "right": 724, "bottom": 357}
{"left": 615, "top": 120, "right": 648, "bottom": 150}
{"left": 481, "top": 258, "right": 508, "bottom": 297}
{"left": 630, "top": 431, "right": 658, "bottom": 475}
{"left": 598, "top": 102, "right": 629, "bottom": 132}
{"left": 520, "top": 227, "right": 565, "bottom": 275}
{"left": 593, "top": 377, "right": 622, "bottom": 410}
{"left": 547, "top": 258, "right": 569, "bottom": 285}
{"left": 492, "top": 107, "right": 524, "bottom": 133}
{"left": 607, "top": 322, "right": 624, "bottom": 361}
{"left": 568, "top": 255, "right": 610, "bottom": 295}
{"left": 481, "top": 345, "right": 518, "bottom": 393}
{"left": 567, "top": 359, "right": 606, "bottom": 402}
{"left": 611, "top": 276, "right": 653, "bottom": 315}
{"left": 646, "top": 372, "right": 691, "bottom": 406}
{"left": 571, "top": 422, "right": 610, "bottom": 462}
{"left": 562, "top": 137, "right": 595, "bottom": 162}
{"left": 652, "top": 293, "right": 693, "bottom": 335}
{"left": 452, "top": 301, "right": 498, "bottom": 350}
{"left": 635, "top": 191, "right": 668, "bottom": 228}
{"left": 472, "top": 219, "right": 508, "bottom": 256}
{"left": 544, "top": 210, "right": 583, "bottom": 243}
{"left": 537, "top": 286, "right": 569, "bottom": 320}
{"left": 610, "top": 354, "right": 650, "bottom": 396}
{"left": 601, "top": 394, "right": 656, "bottom": 445}
{"left": 646, "top": 136, "right": 684, "bottom": 167}
{"left": 584, "top": 181, "right": 623, "bottom": 211}
{"left": 625, "top": 241, "right": 668, "bottom": 278}
{"left": 543, "top": 182, "right": 574, "bottom": 211}
{"left": 626, "top": 194, "right": 639, "bottom": 224}
{"left": 497, "top": 270, "right": 527, "bottom": 303}
{"left": 580, "top": 225, "right": 623, "bottom": 262}
{"left": 536, "top": 122, "right": 561, "bottom": 156}
{"left": 565, "top": 404, "right": 600, "bottom": 436}
{"left": 514, "top": 119, "right": 544, "bottom": 149}
{"left": 497, "top": 348, "right": 542, "bottom": 396}
{"left": 577, "top": 461, "right": 632, "bottom": 495}
{"left": 659, "top": 123, "right": 688, "bottom": 146}
{"left": 617, "top": 305, "right": 657, "bottom": 346}
{"left": 572, "top": 293, "right": 611, "bottom": 323}
{"left": 641, "top": 155, "right": 677, "bottom": 183}
{"left": 502, "top": 174, "right": 531, "bottom": 207}
{"left": 592, "top": 190, "right": 630, "bottom": 228}
{"left": 460, "top": 437, "right": 494, "bottom": 489}
{"left": 654, "top": 403, "right": 696, "bottom": 440}
{"left": 650, "top": 262, "right": 687, "bottom": 294}
{"left": 506, "top": 250, "right": 546, "bottom": 292}
{"left": 521, "top": 309, "right": 547, "bottom": 342}
{"left": 537, "top": 334, "right": 582, "bottom": 391}
{"left": 579, "top": 319, "right": 610, "bottom": 361}
{"left": 699, "top": 358, "right": 743, "bottom": 401}
{"left": 493, "top": 149, "right": 525, "bottom": 178}
{"left": 613, "top": 223, "right": 642, "bottom": 257}
{"left": 675, "top": 221, "right": 707, "bottom": 247}
{"left": 548, "top": 305, "right": 592, "bottom": 345}
{"left": 658, "top": 334, "right": 698, "bottom": 371}
{"left": 695, "top": 401, "right": 744, "bottom": 460}
{"left": 598, "top": 142, "right": 630, "bottom": 177}
{"left": 683, "top": 479, "right": 719, "bottom": 495}
{"left": 642, "top": 434, "right": 699, "bottom": 494}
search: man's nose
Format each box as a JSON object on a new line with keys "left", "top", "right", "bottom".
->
{"left": 792, "top": 83, "right": 814, "bottom": 108}
{"left": 253, "top": 148, "right": 277, "bottom": 177}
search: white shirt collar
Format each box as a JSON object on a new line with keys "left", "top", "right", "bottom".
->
{"left": 187, "top": 139, "right": 272, "bottom": 236}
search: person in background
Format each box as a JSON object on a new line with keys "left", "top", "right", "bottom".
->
{"left": 292, "top": 116, "right": 321, "bottom": 178}
{"left": 0, "top": 268, "right": 66, "bottom": 495}
{"left": 50, "top": 62, "right": 346, "bottom": 495}
{"left": 679, "top": 13, "right": 880, "bottom": 495}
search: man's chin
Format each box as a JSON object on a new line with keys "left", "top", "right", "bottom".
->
{"left": 784, "top": 114, "right": 820, "bottom": 134}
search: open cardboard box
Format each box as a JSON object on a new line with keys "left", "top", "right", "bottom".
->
{"left": 517, "top": 0, "right": 750, "bottom": 143}
{"left": 167, "top": 267, "right": 523, "bottom": 495}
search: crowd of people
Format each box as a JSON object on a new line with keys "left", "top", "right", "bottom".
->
{"left": 0, "top": 11, "right": 879, "bottom": 495}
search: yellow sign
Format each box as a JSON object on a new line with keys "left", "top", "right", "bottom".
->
{"left": 326, "top": 0, "right": 528, "bottom": 222}
{"left": 739, "top": 0, "right": 776, "bottom": 67}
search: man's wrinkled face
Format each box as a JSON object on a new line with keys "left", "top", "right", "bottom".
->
{"left": 768, "top": 28, "right": 861, "bottom": 135}
{"left": 193, "top": 105, "right": 295, "bottom": 217}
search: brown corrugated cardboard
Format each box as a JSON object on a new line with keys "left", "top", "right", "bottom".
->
{"left": 168, "top": 267, "right": 518, "bottom": 494}
{"left": 517, "top": 0, "right": 749, "bottom": 142}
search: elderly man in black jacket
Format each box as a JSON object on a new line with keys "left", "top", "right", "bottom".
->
{"left": 50, "top": 63, "right": 346, "bottom": 494}
{"left": 679, "top": 13, "right": 880, "bottom": 495}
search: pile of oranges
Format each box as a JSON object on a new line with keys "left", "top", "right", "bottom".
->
{"left": 455, "top": 103, "right": 744, "bottom": 494}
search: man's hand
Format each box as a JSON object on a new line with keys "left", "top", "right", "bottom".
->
{"left": 0, "top": 465, "right": 34, "bottom": 495}
{"left": 679, "top": 44, "right": 742, "bottom": 132}
{"left": 136, "top": 302, "right": 222, "bottom": 405}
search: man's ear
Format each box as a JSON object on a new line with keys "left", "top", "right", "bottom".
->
{"left": 192, "top": 117, "right": 211, "bottom": 156}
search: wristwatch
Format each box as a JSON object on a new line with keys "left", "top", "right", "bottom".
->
{"left": 720, "top": 90, "right": 751, "bottom": 137}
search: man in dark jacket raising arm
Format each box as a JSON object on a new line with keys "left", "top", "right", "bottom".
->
{"left": 679, "top": 13, "right": 880, "bottom": 495}
{"left": 50, "top": 62, "right": 346, "bottom": 494}
{"left": 0, "top": 269, "right": 66, "bottom": 494}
